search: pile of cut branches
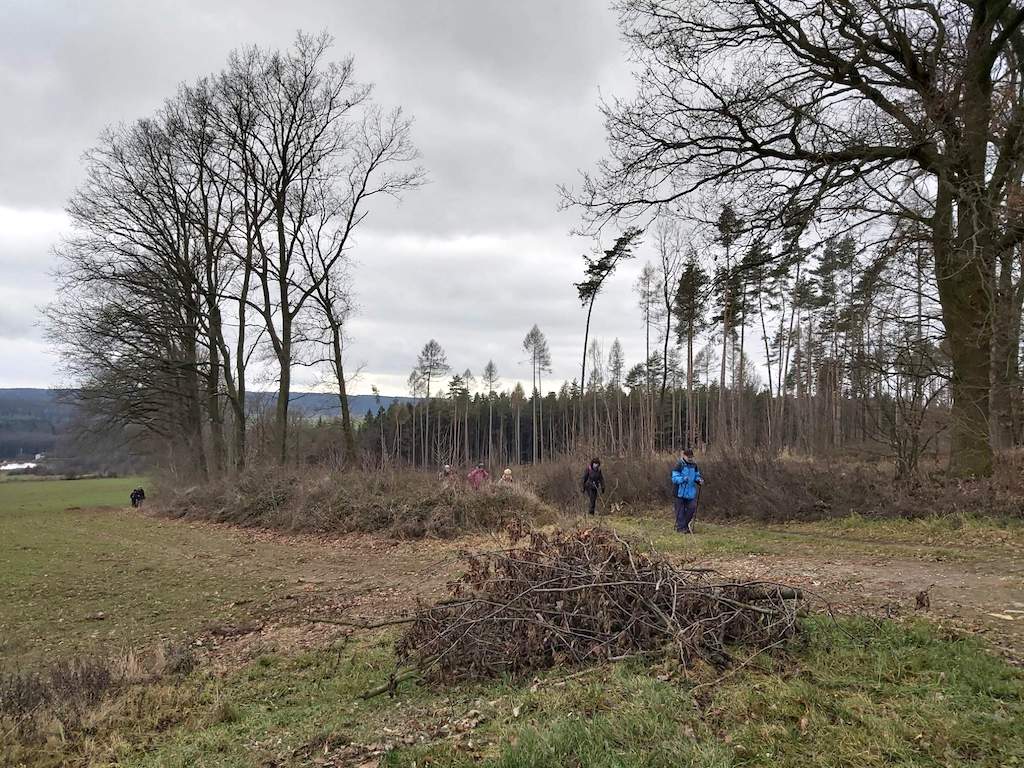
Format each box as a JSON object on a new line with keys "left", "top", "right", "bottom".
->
{"left": 396, "top": 524, "right": 801, "bottom": 683}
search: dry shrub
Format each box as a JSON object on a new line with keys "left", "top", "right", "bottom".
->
{"left": 0, "top": 658, "right": 114, "bottom": 736}
{"left": 693, "top": 452, "right": 879, "bottom": 521}
{"left": 396, "top": 524, "right": 800, "bottom": 683}
{"left": 527, "top": 455, "right": 670, "bottom": 512}
{"left": 0, "top": 640, "right": 193, "bottom": 745}
{"left": 522, "top": 452, "right": 871, "bottom": 520}
{"left": 206, "top": 698, "right": 241, "bottom": 726}
{"left": 157, "top": 450, "right": 1023, "bottom": 534}
{"left": 522, "top": 450, "right": 1024, "bottom": 522}
{"left": 155, "top": 640, "right": 197, "bottom": 676}
{"left": 885, "top": 450, "right": 1024, "bottom": 519}
{"left": 159, "top": 467, "right": 558, "bottom": 537}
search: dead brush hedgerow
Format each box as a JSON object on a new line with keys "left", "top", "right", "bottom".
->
{"left": 526, "top": 450, "right": 1024, "bottom": 521}
{"left": 160, "top": 468, "right": 557, "bottom": 537}
{"left": 525, "top": 452, "right": 879, "bottom": 520}
{"left": 393, "top": 523, "right": 801, "bottom": 686}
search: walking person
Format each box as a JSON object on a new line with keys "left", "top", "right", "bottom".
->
{"left": 671, "top": 448, "right": 703, "bottom": 533}
{"left": 581, "top": 458, "right": 605, "bottom": 515}
{"left": 467, "top": 462, "right": 490, "bottom": 489}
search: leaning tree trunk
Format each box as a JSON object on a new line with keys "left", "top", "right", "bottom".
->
{"left": 579, "top": 296, "right": 596, "bottom": 445}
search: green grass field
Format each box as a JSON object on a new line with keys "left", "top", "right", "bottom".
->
{"left": 611, "top": 513, "right": 1024, "bottom": 564}
{"left": 0, "top": 475, "right": 143, "bottom": 513}
{"left": 2, "top": 478, "right": 1023, "bottom": 767}
{"left": 0, "top": 476, "right": 289, "bottom": 662}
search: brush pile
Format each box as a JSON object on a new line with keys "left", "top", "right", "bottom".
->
{"left": 397, "top": 524, "right": 802, "bottom": 682}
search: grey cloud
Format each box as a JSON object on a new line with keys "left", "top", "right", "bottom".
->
{"left": 1, "top": 0, "right": 626, "bottom": 222}
{"left": 0, "top": 0, "right": 654, "bottom": 391}
{"left": 336, "top": 228, "right": 658, "bottom": 389}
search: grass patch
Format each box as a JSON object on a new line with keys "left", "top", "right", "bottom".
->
{"left": 35, "top": 618, "right": 1014, "bottom": 768}
{"left": 119, "top": 636, "right": 417, "bottom": 768}
{"left": 783, "top": 512, "right": 1024, "bottom": 549}
{"left": 604, "top": 513, "right": 1024, "bottom": 564}
{"left": 382, "top": 618, "right": 1023, "bottom": 768}
{"left": 606, "top": 515, "right": 777, "bottom": 557}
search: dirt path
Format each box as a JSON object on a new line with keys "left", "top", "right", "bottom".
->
{"left": 698, "top": 545, "right": 1024, "bottom": 663}
{"left": 201, "top": 520, "right": 1024, "bottom": 667}
{"left": 176, "top": 523, "right": 494, "bottom": 668}
{"left": 14, "top": 506, "right": 1018, "bottom": 669}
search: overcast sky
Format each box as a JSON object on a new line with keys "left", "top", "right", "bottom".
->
{"left": 0, "top": 0, "right": 673, "bottom": 396}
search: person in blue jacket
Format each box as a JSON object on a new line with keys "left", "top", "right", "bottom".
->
{"left": 671, "top": 448, "right": 704, "bottom": 533}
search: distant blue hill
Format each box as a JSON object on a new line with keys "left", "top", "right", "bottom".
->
{"left": 247, "top": 391, "right": 411, "bottom": 418}
{"left": 0, "top": 388, "right": 410, "bottom": 459}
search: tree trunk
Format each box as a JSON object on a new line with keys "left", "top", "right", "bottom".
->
{"left": 182, "top": 321, "right": 209, "bottom": 480}
{"left": 758, "top": 279, "right": 773, "bottom": 446}
{"left": 991, "top": 242, "right": 1021, "bottom": 450}
{"left": 934, "top": 184, "right": 994, "bottom": 477}
{"left": 275, "top": 345, "right": 290, "bottom": 465}
{"left": 332, "top": 324, "right": 357, "bottom": 460}
{"left": 424, "top": 377, "right": 431, "bottom": 467}
{"left": 488, "top": 398, "right": 494, "bottom": 466}
{"left": 686, "top": 317, "right": 694, "bottom": 448}
{"left": 205, "top": 340, "right": 225, "bottom": 476}
{"left": 233, "top": 261, "right": 251, "bottom": 471}
{"left": 579, "top": 297, "right": 595, "bottom": 444}
{"left": 538, "top": 368, "right": 545, "bottom": 462}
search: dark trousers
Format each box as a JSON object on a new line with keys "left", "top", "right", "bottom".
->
{"left": 674, "top": 497, "right": 697, "bottom": 531}
{"left": 586, "top": 487, "right": 599, "bottom": 515}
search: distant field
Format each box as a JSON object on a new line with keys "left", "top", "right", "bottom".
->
{"left": 0, "top": 474, "right": 144, "bottom": 514}
{"left": 0, "top": 475, "right": 306, "bottom": 663}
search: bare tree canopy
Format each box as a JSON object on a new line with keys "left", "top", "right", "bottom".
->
{"left": 564, "top": 0, "right": 1024, "bottom": 476}
{"left": 48, "top": 32, "right": 423, "bottom": 474}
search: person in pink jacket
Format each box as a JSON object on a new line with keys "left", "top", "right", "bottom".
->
{"left": 467, "top": 462, "right": 490, "bottom": 489}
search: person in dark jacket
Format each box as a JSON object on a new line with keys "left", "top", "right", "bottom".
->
{"left": 581, "top": 458, "right": 605, "bottom": 515}
{"left": 129, "top": 487, "right": 146, "bottom": 508}
{"left": 670, "top": 449, "right": 703, "bottom": 533}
